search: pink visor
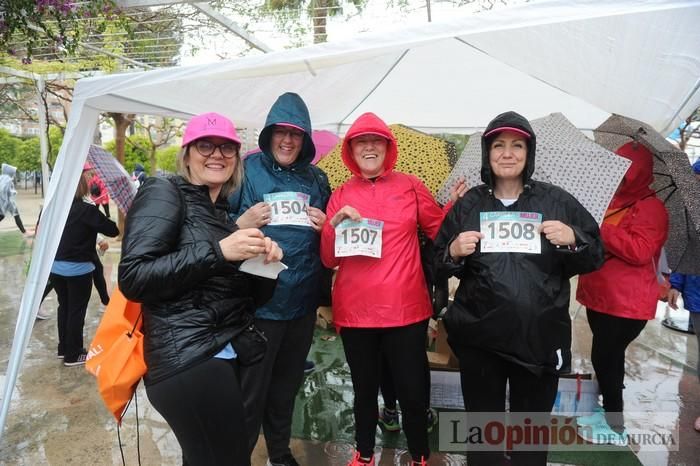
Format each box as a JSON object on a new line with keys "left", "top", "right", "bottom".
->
{"left": 484, "top": 126, "right": 531, "bottom": 139}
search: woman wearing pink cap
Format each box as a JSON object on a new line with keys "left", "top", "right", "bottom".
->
{"left": 119, "top": 112, "right": 283, "bottom": 466}
{"left": 434, "top": 111, "right": 604, "bottom": 466}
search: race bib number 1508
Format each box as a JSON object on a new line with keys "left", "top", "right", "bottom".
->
{"left": 480, "top": 211, "right": 542, "bottom": 254}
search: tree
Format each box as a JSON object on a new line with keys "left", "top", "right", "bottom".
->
{"left": 156, "top": 145, "right": 179, "bottom": 174}
{"left": 0, "top": 1, "right": 128, "bottom": 61}
{"left": 129, "top": 116, "right": 184, "bottom": 175}
{"left": 0, "top": 128, "right": 20, "bottom": 167}
{"left": 15, "top": 136, "right": 41, "bottom": 172}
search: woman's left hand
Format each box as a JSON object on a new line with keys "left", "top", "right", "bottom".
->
{"left": 306, "top": 206, "right": 327, "bottom": 232}
{"left": 449, "top": 177, "right": 469, "bottom": 202}
{"left": 540, "top": 220, "right": 576, "bottom": 247}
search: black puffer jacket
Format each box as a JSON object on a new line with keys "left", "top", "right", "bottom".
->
{"left": 434, "top": 112, "right": 604, "bottom": 375}
{"left": 119, "top": 176, "right": 270, "bottom": 385}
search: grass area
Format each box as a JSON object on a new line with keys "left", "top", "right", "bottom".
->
{"left": 292, "top": 328, "right": 642, "bottom": 465}
{"left": 0, "top": 231, "right": 29, "bottom": 258}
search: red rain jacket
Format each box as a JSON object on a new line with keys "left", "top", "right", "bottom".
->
{"left": 577, "top": 142, "right": 669, "bottom": 320}
{"left": 320, "top": 112, "right": 446, "bottom": 328}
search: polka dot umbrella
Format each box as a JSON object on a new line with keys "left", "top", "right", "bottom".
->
{"left": 316, "top": 124, "right": 457, "bottom": 196}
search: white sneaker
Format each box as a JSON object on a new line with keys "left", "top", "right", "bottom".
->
{"left": 35, "top": 308, "right": 51, "bottom": 320}
{"left": 577, "top": 420, "right": 628, "bottom": 446}
{"left": 576, "top": 406, "right": 605, "bottom": 426}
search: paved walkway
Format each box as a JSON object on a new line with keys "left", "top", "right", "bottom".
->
{"left": 0, "top": 187, "right": 698, "bottom": 465}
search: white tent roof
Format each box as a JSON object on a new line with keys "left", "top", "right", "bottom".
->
{"left": 2, "top": 0, "right": 700, "bottom": 439}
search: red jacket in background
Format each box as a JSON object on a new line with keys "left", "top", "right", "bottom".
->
{"left": 577, "top": 142, "right": 669, "bottom": 320}
{"left": 320, "top": 112, "right": 446, "bottom": 328}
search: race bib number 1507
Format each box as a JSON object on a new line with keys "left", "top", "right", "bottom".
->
{"left": 334, "top": 218, "right": 384, "bottom": 258}
{"left": 480, "top": 211, "right": 542, "bottom": 254}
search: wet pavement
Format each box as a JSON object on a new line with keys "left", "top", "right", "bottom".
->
{"left": 0, "top": 189, "right": 699, "bottom": 465}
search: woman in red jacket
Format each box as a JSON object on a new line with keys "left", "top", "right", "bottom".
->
{"left": 576, "top": 142, "right": 669, "bottom": 445}
{"left": 320, "top": 112, "right": 462, "bottom": 466}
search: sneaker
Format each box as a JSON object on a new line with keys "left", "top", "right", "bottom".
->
{"left": 378, "top": 406, "right": 400, "bottom": 432}
{"left": 347, "top": 451, "right": 375, "bottom": 466}
{"left": 35, "top": 308, "right": 51, "bottom": 320}
{"left": 56, "top": 353, "right": 64, "bottom": 359}
{"left": 426, "top": 407, "right": 438, "bottom": 433}
{"left": 576, "top": 406, "right": 605, "bottom": 426}
{"left": 267, "top": 453, "right": 300, "bottom": 466}
{"left": 303, "top": 360, "right": 315, "bottom": 375}
{"left": 577, "top": 420, "right": 628, "bottom": 446}
{"left": 63, "top": 351, "right": 88, "bottom": 367}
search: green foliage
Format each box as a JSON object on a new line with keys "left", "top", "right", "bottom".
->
{"left": 15, "top": 136, "right": 41, "bottom": 171}
{"left": 437, "top": 133, "right": 470, "bottom": 158}
{"left": 48, "top": 124, "right": 62, "bottom": 166}
{"left": 104, "top": 134, "right": 150, "bottom": 174}
{"left": 156, "top": 145, "right": 178, "bottom": 174}
{"left": 0, "top": 1, "right": 129, "bottom": 61}
{"left": 0, "top": 128, "right": 20, "bottom": 167}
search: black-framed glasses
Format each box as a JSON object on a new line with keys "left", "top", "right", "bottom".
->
{"left": 194, "top": 139, "right": 239, "bottom": 158}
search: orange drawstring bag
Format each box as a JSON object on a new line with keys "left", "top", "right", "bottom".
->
{"left": 86, "top": 287, "right": 146, "bottom": 424}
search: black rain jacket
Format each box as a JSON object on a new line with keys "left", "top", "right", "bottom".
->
{"left": 434, "top": 111, "right": 604, "bottom": 375}
{"left": 119, "top": 176, "right": 273, "bottom": 385}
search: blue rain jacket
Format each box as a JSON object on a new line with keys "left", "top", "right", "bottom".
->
{"left": 669, "top": 273, "right": 700, "bottom": 312}
{"left": 230, "top": 93, "right": 331, "bottom": 320}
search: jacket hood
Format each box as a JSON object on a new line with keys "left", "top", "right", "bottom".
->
{"left": 1, "top": 163, "right": 17, "bottom": 177}
{"left": 610, "top": 141, "right": 655, "bottom": 209}
{"left": 341, "top": 112, "right": 398, "bottom": 178}
{"left": 480, "top": 111, "right": 536, "bottom": 187}
{"left": 258, "top": 92, "right": 316, "bottom": 169}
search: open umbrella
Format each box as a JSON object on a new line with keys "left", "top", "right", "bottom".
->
{"left": 316, "top": 124, "right": 457, "bottom": 196}
{"left": 594, "top": 114, "right": 700, "bottom": 275}
{"left": 86, "top": 145, "right": 137, "bottom": 216}
{"left": 437, "top": 113, "right": 631, "bottom": 225}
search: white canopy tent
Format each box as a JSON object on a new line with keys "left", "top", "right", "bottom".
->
{"left": 2, "top": 0, "right": 700, "bottom": 440}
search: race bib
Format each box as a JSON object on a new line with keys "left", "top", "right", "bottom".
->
{"left": 334, "top": 218, "right": 384, "bottom": 258}
{"left": 264, "top": 192, "right": 311, "bottom": 227}
{"left": 480, "top": 211, "right": 542, "bottom": 254}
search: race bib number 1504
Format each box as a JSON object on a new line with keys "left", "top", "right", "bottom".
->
{"left": 263, "top": 192, "right": 311, "bottom": 227}
{"left": 334, "top": 218, "right": 384, "bottom": 258}
{"left": 480, "top": 211, "right": 542, "bottom": 254}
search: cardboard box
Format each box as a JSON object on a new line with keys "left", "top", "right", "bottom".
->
{"left": 316, "top": 306, "right": 333, "bottom": 329}
{"left": 427, "top": 319, "right": 459, "bottom": 369}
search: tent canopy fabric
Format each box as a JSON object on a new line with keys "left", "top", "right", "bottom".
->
{"left": 3, "top": 0, "right": 700, "bottom": 440}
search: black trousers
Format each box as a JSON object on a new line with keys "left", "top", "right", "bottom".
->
{"left": 341, "top": 319, "right": 431, "bottom": 461}
{"left": 146, "top": 357, "right": 250, "bottom": 466}
{"left": 239, "top": 310, "right": 316, "bottom": 459}
{"left": 50, "top": 272, "right": 92, "bottom": 360}
{"left": 451, "top": 345, "right": 559, "bottom": 466}
{"left": 586, "top": 308, "right": 646, "bottom": 431}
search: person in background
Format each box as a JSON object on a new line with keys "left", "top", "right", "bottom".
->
{"left": 132, "top": 163, "right": 146, "bottom": 188}
{"left": 230, "top": 92, "right": 330, "bottom": 466}
{"left": 576, "top": 142, "right": 668, "bottom": 445}
{"left": 434, "top": 111, "right": 604, "bottom": 466}
{"left": 320, "top": 112, "right": 465, "bottom": 466}
{"left": 0, "top": 163, "right": 29, "bottom": 236}
{"left": 51, "top": 174, "right": 119, "bottom": 366}
{"left": 87, "top": 166, "right": 111, "bottom": 218}
{"left": 119, "top": 112, "right": 283, "bottom": 466}
{"left": 668, "top": 272, "right": 700, "bottom": 432}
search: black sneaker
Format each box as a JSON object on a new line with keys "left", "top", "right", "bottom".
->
{"left": 267, "top": 453, "right": 300, "bottom": 466}
{"left": 64, "top": 351, "right": 87, "bottom": 367}
{"left": 303, "top": 360, "right": 315, "bottom": 375}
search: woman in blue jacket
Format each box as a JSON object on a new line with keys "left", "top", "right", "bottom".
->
{"left": 230, "top": 92, "right": 331, "bottom": 466}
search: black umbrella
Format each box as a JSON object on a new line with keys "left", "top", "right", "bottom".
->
{"left": 594, "top": 114, "right": 700, "bottom": 275}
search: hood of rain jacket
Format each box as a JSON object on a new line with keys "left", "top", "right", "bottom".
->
{"left": 341, "top": 112, "right": 398, "bottom": 178}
